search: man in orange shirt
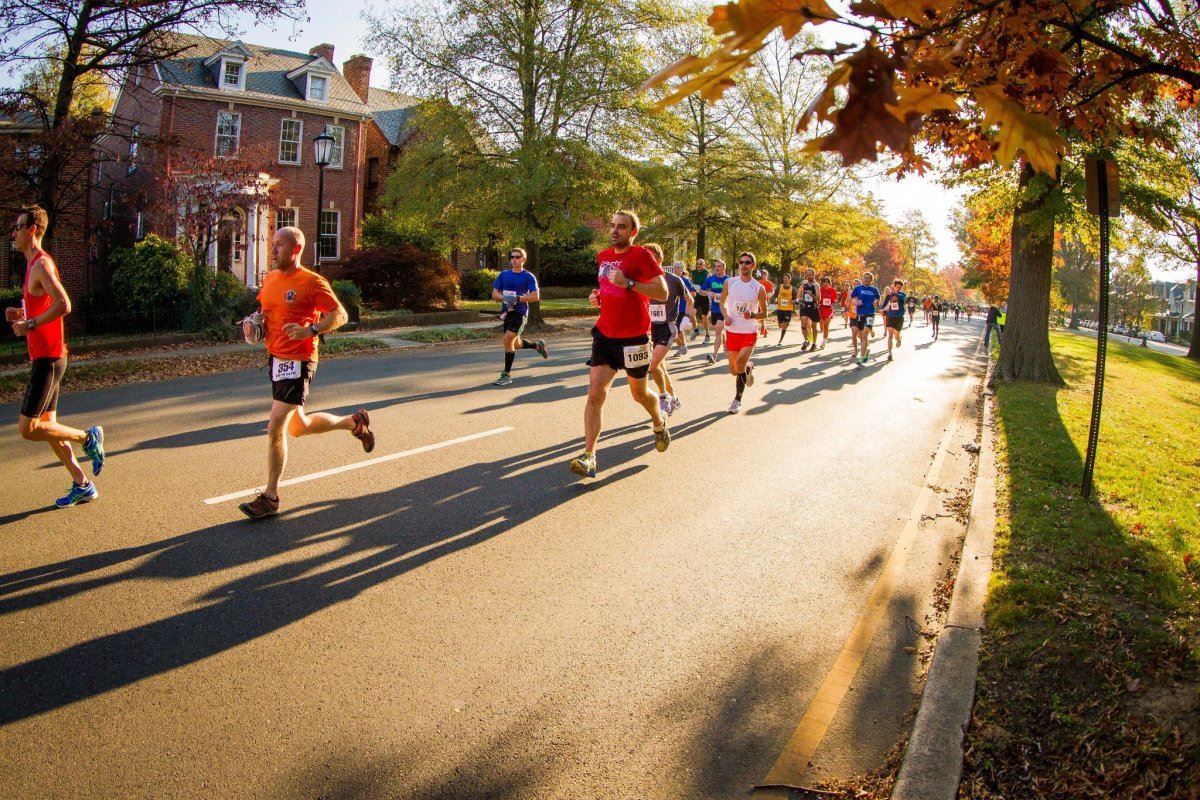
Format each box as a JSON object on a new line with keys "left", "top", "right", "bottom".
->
{"left": 238, "top": 226, "right": 375, "bottom": 519}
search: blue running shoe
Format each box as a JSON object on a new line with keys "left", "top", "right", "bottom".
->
{"left": 56, "top": 482, "right": 98, "bottom": 508}
{"left": 83, "top": 426, "right": 105, "bottom": 475}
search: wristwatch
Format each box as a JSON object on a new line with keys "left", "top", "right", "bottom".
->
{"left": 308, "top": 323, "right": 319, "bottom": 337}
{"left": 26, "top": 318, "right": 37, "bottom": 331}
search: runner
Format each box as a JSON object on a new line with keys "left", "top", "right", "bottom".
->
{"left": 645, "top": 245, "right": 692, "bottom": 417}
{"left": 689, "top": 259, "right": 710, "bottom": 343}
{"left": 671, "top": 261, "right": 696, "bottom": 356}
{"left": 906, "top": 294, "right": 918, "bottom": 327}
{"left": 721, "top": 252, "right": 767, "bottom": 413}
{"left": 923, "top": 296, "right": 933, "bottom": 325}
{"left": 569, "top": 210, "right": 670, "bottom": 478}
{"left": 237, "top": 226, "right": 375, "bottom": 519}
{"left": 772, "top": 271, "right": 796, "bottom": 346}
{"left": 491, "top": 247, "right": 548, "bottom": 386}
{"left": 850, "top": 271, "right": 881, "bottom": 366}
{"left": 8, "top": 205, "right": 105, "bottom": 508}
{"left": 702, "top": 260, "right": 730, "bottom": 364}
{"left": 930, "top": 294, "right": 943, "bottom": 341}
{"left": 846, "top": 279, "right": 862, "bottom": 359}
{"left": 757, "top": 269, "right": 774, "bottom": 337}
{"left": 842, "top": 280, "right": 856, "bottom": 330}
{"left": 818, "top": 276, "right": 838, "bottom": 349}
{"left": 798, "top": 268, "right": 821, "bottom": 352}
{"left": 881, "top": 278, "right": 907, "bottom": 361}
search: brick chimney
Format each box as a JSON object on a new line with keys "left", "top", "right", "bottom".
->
{"left": 309, "top": 43, "right": 335, "bottom": 63}
{"left": 342, "top": 55, "right": 372, "bottom": 103}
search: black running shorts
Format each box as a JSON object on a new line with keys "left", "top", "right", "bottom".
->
{"left": 885, "top": 316, "right": 904, "bottom": 330}
{"left": 502, "top": 312, "right": 528, "bottom": 336}
{"left": 587, "top": 327, "right": 652, "bottom": 379}
{"left": 21, "top": 356, "right": 66, "bottom": 418}
{"left": 651, "top": 321, "right": 678, "bottom": 348}
{"left": 850, "top": 314, "right": 874, "bottom": 330}
{"left": 775, "top": 310, "right": 793, "bottom": 325}
{"left": 269, "top": 356, "right": 316, "bottom": 406}
{"left": 801, "top": 306, "right": 820, "bottom": 322}
{"left": 694, "top": 294, "right": 710, "bottom": 314}
{"left": 709, "top": 309, "right": 724, "bottom": 325}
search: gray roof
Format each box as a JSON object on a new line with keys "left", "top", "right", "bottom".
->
{"left": 156, "top": 33, "right": 372, "bottom": 117}
{"left": 367, "top": 87, "right": 423, "bottom": 146}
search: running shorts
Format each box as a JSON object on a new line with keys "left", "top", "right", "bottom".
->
{"left": 725, "top": 330, "right": 758, "bottom": 352}
{"left": 695, "top": 295, "right": 710, "bottom": 314}
{"left": 850, "top": 315, "right": 874, "bottom": 330}
{"left": 885, "top": 316, "right": 904, "bottom": 330}
{"left": 651, "top": 321, "right": 679, "bottom": 348}
{"left": 819, "top": 307, "right": 834, "bottom": 321}
{"left": 775, "top": 310, "right": 793, "bottom": 325}
{"left": 587, "top": 327, "right": 652, "bottom": 379}
{"left": 709, "top": 309, "right": 724, "bottom": 325}
{"left": 502, "top": 311, "right": 528, "bottom": 336}
{"left": 801, "top": 306, "right": 820, "bottom": 322}
{"left": 269, "top": 356, "right": 316, "bottom": 406}
{"left": 21, "top": 356, "right": 66, "bottom": 418}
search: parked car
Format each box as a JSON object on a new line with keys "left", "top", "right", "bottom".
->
{"left": 1147, "top": 331, "right": 1166, "bottom": 342}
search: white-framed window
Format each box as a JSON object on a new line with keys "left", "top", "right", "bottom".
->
{"left": 276, "top": 207, "right": 298, "bottom": 231}
{"left": 222, "top": 61, "right": 242, "bottom": 88}
{"left": 127, "top": 124, "right": 139, "bottom": 174}
{"left": 308, "top": 75, "right": 328, "bottom": 102}
{"left": 278, "top": 118, "right": 302, "bottom": 164}
{"left": 325, "top": 124, "right": 344, "bottom": 168}
{"left": 318, "top": 209, "right": 340, "bottom": 259}
{"left": 215, "top": 111, "right": 241, "bottom": 157}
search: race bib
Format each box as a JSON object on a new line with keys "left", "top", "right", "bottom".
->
{"left": 822, "top": 297, "right": 833, "bottom": 307}
{"left": 889, "top": 301, "right": 899, "bottom": 311}
{"left": 622, "top": 343, "right": 650, "bottom": 369}
{"left": 804, "top": 292, "right": 814, "bottom": 303}
{"left": 735, "top": 301, "right": 753, "bottom": 318}
{"left": 272, "top": 358, "right": 301, "bottom": 381}
{"left": 649, "top": 304, "right": 668, "bottom": 323}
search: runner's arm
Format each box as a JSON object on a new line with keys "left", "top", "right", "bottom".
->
{"left": 720, "top": 282, "right": 731, "bottom": 318}
{"left": 756, "top": 287, "right": 767, "bottom": 320}
{"left": 20, "top": 260, "right": 71, "bottom": 331}
{"left": 629, "top": 274, "right": 668, "bottom": 302}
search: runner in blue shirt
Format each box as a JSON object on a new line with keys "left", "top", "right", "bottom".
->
{"left": 881, "top": 278, "right": 907, "bottom": 362}
{"left": 849, "top": 272, "right": 882, "bottom": 366}
{"left": 701, "top": 261, "right": 730, "bottom": 364}
{"left": 491, "top": 247, "right": 548, "bottom": 385}
{"left": 672, "top": 261, "right": 697, "bottom": 356}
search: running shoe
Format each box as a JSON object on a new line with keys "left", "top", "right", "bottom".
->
{"left": 744, "top": 363, "right": 755, "bottom": 388}
{"left": 535, "top": 340, "right": 548, "bottom": 359}
{"left": 706, "top": 353, "right": 716, "bottom": 365}
{"left": 494, "top": 372, "right": 513, "bottom": 386}
{"left": 653, "top": 423, "right": 671, "bottom": 452}
{"left": 703, "top": 335, "right": 711, "bottom": 344}
{"left": 800, "top": 341, "right": 810, "bottom": 352}
{"left": 670, "top": 395, "right": 682, "bottom": 414}
{"left": 689, "top": 328, "right": 700, "bottom": 341}
{"left": 239, "top": 492, "right": 279, "bottom": 519}
{"left": 351, "top": 409, "right": 375, "bottom": 453}
{"left": 658, "top": 393, "right": 672, "bottom": 416}
{"left": 569, "top": 452, "right": 597, "bottom": 478}
{"left": 83, "top": 426, "right": 105, "bottom": 476}
{"left": 55, "top": 481, "right": 97, "bottom": 508}
{"left": 819, "top": 341, "right": 826, "bottom": 350}
{"left": 727, "top": 399, "right": 742, "bottom": 414}
{"left": 680, "top": 345, "right": 689, "bottom": 356}
{"left": 887, "top": 353, "right": 894, "bottom": 362}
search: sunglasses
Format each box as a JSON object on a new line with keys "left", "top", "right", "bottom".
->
{"left": 509, "top": 255, "right": 523, "bottom": 260}
{"left": 738, "top": 260, "right": 753, "bottom": 265}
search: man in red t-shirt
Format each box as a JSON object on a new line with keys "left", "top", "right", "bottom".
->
{"left": 8, "top": 205, "right": 106, "bottom": 508}
{"left": 236, "top": 226, "right": 376, "bottom": 519}
{"left": 569, "top": 210, "right": 670, "bottom": 478}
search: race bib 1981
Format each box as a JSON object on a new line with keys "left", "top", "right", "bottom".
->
{"left": 272, "top": 359, "right": 301, "bottom": 381}
{"left": 622, "top": 343, "right": 650, "bottom": 369}
{"left": 649, "top": 304, "right": 668, "bottom": 323}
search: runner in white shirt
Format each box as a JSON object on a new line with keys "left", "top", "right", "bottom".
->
{"left": 719, "top": 252, "right": 767, "bottom": 414}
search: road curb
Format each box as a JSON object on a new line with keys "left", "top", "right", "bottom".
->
{"left": 891, "top": 386, "right": 997, "bottom": 800}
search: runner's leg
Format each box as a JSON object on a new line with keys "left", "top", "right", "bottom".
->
{"left": 39, "top": 410, "right": 86, "bottom": 486}
{"left": 265, "top": 401, "right": 297, "bottom": 498}
{"left": 584, "top": 364, "right": 617, "bottom": 454}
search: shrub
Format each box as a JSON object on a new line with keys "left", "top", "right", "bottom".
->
{"left": 331, "top": 280, "right": 362, "bottom": 310}
{"left": 461, "top": 269, "right": 500, "bottom": 301}
{"left": 361, "top": 214, "right": 448, "bottom": 255}
{"left": 212, "top": 270, "right": 257, "bottom": 322}
{"left": 536, "top": 225, "right": 600, "bottom": 287}
{"left": 0, "top": 286, "right": 21, "bottom": 309}
{"left": 341, "top": 245, "right": 459, "bottom": 312}
{"left": 108, "top": 234, "right": 190, "bottom": 316}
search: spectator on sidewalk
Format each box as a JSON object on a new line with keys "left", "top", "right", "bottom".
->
{"left": 984, "top": 304, "right": 1001, "bottom": 348}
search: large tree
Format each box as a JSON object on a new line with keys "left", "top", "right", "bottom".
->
{"left": 646, "top": 0, "right": 1200, "bottom": 383}
{"left": 0, "top": 0, "right": 304, "bottom": 241}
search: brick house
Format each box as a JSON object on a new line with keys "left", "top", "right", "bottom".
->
{"left": 97, "top": 34, "right": 377, "bottom": 286}
{"left": 1151, "top": 278, "right": 1197, "bottom": 339}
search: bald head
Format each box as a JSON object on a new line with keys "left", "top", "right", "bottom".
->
{"left": 272, "top": 226, "right": 305, "bottom": 270}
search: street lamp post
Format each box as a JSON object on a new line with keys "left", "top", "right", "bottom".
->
{"left": 312, "top": 130, "right": 334, "bottom": 271}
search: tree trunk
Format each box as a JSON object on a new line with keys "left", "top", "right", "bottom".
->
{"left": 524, "top": 237, "right": 546, "bottom": 327}
{"left": 1069, "top": 302, "right": 1080, "bottom": 329}
{"left": 1189, "top": 259, "right": 1199, "bottom": 360}
{"left": 696, "top": 225, "right": 706, "bottom": 262}
{"left": 996, "top": 163, "right": 1064, "bottom": 385}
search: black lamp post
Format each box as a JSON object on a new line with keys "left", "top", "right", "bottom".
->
{"left": 312, "top": 129, "right": 334, "bottom": 271}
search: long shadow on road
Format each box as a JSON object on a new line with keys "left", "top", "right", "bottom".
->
{"left": 0, "top": 413, "right": 724, "bottom": 724}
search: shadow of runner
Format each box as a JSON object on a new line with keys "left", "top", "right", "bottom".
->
{"left": 0, "top": 416, "right": 723, "bottom": 724}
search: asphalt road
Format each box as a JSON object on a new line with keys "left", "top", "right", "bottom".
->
{"left": 1, "top": 316, "right": 986, "bottom": 799}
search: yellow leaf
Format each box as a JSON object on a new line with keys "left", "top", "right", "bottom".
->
{"left": 973, "top": 85, "right": 1067, "bottom": 174}
{"left": 885, "top": 84, "right": 959, "bottom": 121}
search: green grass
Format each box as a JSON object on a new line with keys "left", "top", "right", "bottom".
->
{"left": 962, "top": 333, "right": 1200, "bottom": 798}
{"left": 399, "top": 327, "right": 495, "bottom": 343}
{"left": 458, "top": 298, "right": 592, "bottom": 312}
{"left": 321, "top": 336, "right": 392, "bottom": 354}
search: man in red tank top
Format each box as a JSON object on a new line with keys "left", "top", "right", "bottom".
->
{"left": 7, "top": 206, "right": 105, "bottom": 508}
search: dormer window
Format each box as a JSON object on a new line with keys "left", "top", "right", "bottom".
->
{"left": 222, "top": 61, "right": 242, "bottom": 88}
{"left": 308, "top": 75, "right": 328, "bottom": 102}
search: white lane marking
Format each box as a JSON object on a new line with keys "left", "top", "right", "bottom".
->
{"left": 204, "top": 427, "right": 515, "bottom": 505}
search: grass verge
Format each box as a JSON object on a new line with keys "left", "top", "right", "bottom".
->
{"left": 399, "top": 327, "right": 495, "bottom": 344}
{"left": 961, "top": 333, "right": 1200, "bottom": 798}
{"left": 0, "top": 337, "right": 392, "bottom": 402}
{"left": 458, "top": 298, "right": 592, "bottom": 313}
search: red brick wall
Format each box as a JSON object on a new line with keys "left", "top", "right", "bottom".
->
{"left": 362, "top": 120, "right": 392, "bottom": 216}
